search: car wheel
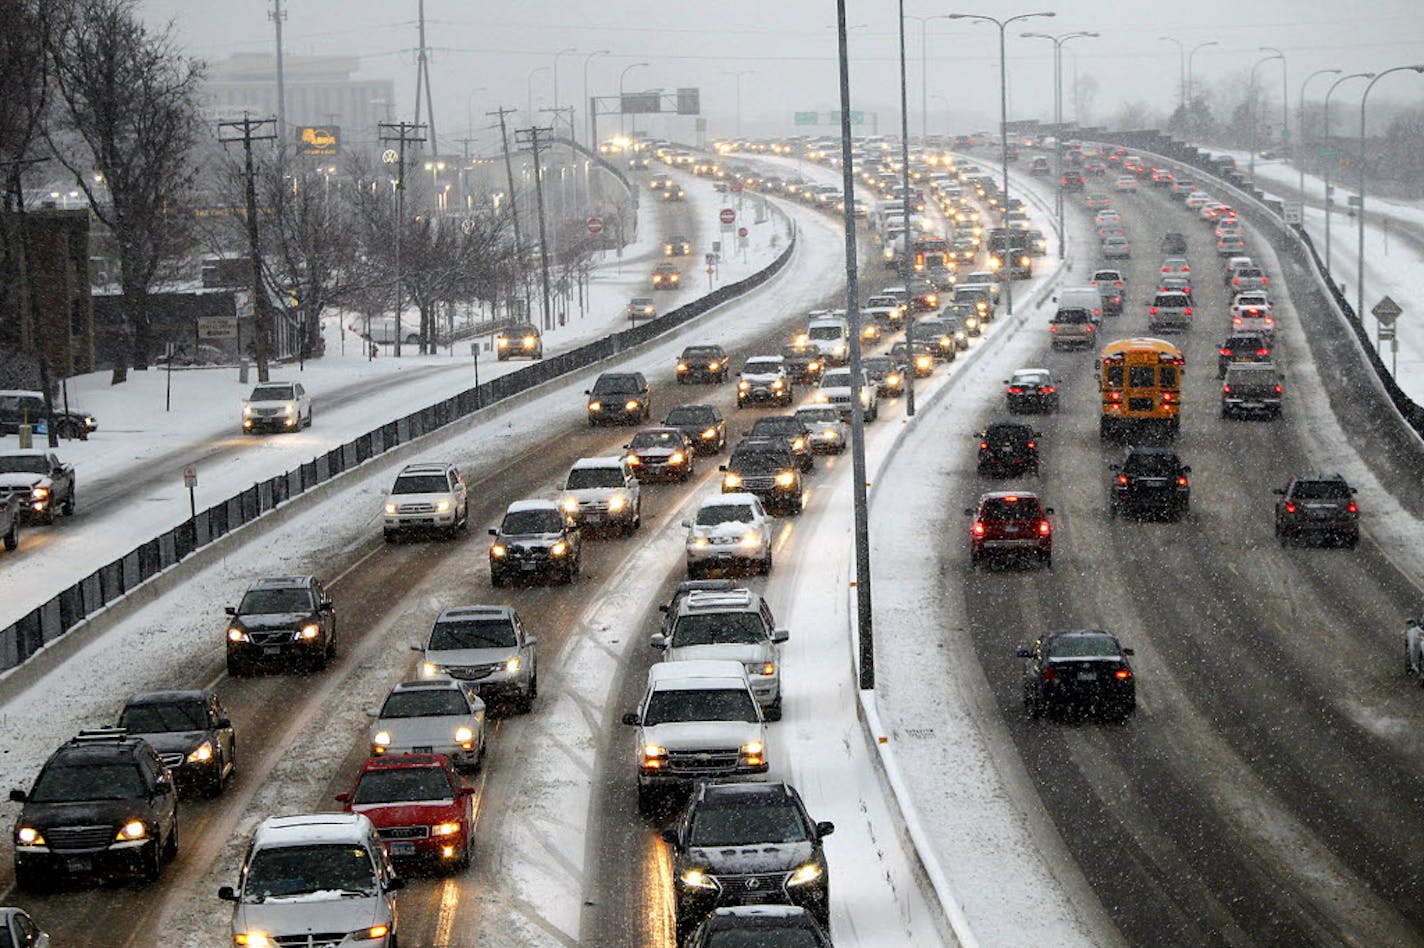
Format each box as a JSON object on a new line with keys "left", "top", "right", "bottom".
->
{"left": 14, "top": 866, "right": 48, "bottom": 894}
{"left": 226, "top": 655, "right": 247, "bottom": 678}
{"left": 3, "top": 522, "right": 17, "bottom": 551}
{"left": 203, "top": 754, "right": 226, "bottom": 798}
{"left": 491, "top": 569, "right": 506, "bottom": 588}
{"left": 766, "top": 696, "right": 783, "bottom": 721}
{"left": 1040, "top": 552, "right": 1052, "bottom": 570}
{"left": 1345, "top": 531, "right": 1360, "bottom": 549}
{"left": 760, "top": 550, "right": 773, "bottom": 575}
{"left": 562, "top": 563, "right": 577, "bottom": 584}
{"left": 637, "top": 784, "right": 665, "bottom": 818}
{"left": 164, "top": 816, "right": 179, "bottom": 859}
{"left": 141, "top": 839, "right": 163, "bottom": 883}
{"left": 1024, "top": 687, "right": 1043, "bottom": 719}
{"left": 62, "top": 490, "right": 76, "bottom": 516}
{"left": 42, "top": 504, "right": 55, "bottom": 526}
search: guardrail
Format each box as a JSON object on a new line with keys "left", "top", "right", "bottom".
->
{"left": 0, "top": 218, "right": 797, "bottom": 675}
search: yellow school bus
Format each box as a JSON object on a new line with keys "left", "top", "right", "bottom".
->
{"left": 1098, "top": 337, "right": 1183, "bottom": 439}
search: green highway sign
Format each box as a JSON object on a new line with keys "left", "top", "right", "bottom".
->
{"left": 794, "top": 111, "right": 818, "bottom": 126}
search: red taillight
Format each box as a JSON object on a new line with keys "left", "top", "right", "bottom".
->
{"left": 1274, "top": 384, "right": 1283, "bottom": 394}
{"left": 1038, "top": 519, "right": 1051, "bottom": 536}
{"left": 1050, "top": 324, "right": 1058, "bottom": 333}
{"left": 1264, "top": 316, "right": 1275, "bottom": 326}
{"left": 1107, "top": 390, "right": 1123, "bottom": 402}
{"left": 1255, "top": 348, "right": 1270, "bottom": 356}
{"left": 1160, "top": 266, "right": 1169, "bottom": 272}
{"left": 1114, "top": 280, "right": 1123, "bottom": 286}
{"left": 979, "top": 441, "right": 988, "bottom": 449}
{"left": 1222, "top": 385, "right": 1232, "bottom": 394}
{"left": 1233, "top": 277, "right": 1241, "bottom": 286}
{"left": 1007, "top": 386, "right": 1024, "bottom": 394}
{"left": 1219, "top": 348, "right": 1231, "bottom": 356}
{"left": 972, "top": 521, "right": 986, "bottom": 537}
{"left": 1113, "top": 667, "right": 1132, "bottom": 681}
{"left": 1347, "top": 501, "right": 1358, "bottom": 513}
{"left": 1176, "top": 476, "right": 1188, "bottom": 487}
{"left": 1284, "top": 500, "right": 1297, "bottom": 514}
{"left": 1116, "top": 474, "right": 1129, "bottom": 486}
{"left": 1041, "top": 385, "right": 1056, "bottom": 393}
{"left": 1041, "top": 666, "right": 1058, "bottom": 682}
{"left": 1027, "top": 441, "right": 1037, "bottom": 449}
{"left": 1161, "top": 391, "right": 1176, "bottom": 403}
{"left": 1149, "top": 306, "right": 1158, "bottom": 314}
{"left": 1184, "top": 307, "right": 1193, "bottom": 315}
{"left": 1086, "top": 324, "right": 1095, "bottom": 332}
{"left": 1261, "top": 277, "right": 1269, "bottom": 285}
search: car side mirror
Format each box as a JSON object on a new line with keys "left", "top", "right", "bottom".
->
{"left": 622, "top": 444, "right": 630, "bottom": 450}
{"left": 718, "top": 465, "right": 728, "bottom": 472}
{"left": 216, "top": 717, "right": 232, "bottom": 729}
{"left": 1044, "top": 507, "right": 1055, "bottom": 515}
{"left": 335, "top": 791, "right": 352, "bottom": 803}
{"left": 583, "top": 390, "right": 591, "bottom": 396}
{"left": 1409, "top": 618, "right": 1421, "bottom": 627}
{"left": 385, "top": 877, "right": 405, "bottom": 892}
{"left": 1015, "top": 648, "right": 1033, "bottom": 658}
{"left": 489, "top": 528, "right": 498, "bottom": 536}
{"left": 621, "top": 712, "right": 641, "bottom": 726}
{"left": 364, "top": 708, "right": 379, "bottom": 718}
{"left": 649, "top": 633, "right": 668, "bottom": 649}
{"left": 1272, "top": 488, "right": 1285, "bottom": 495}
{"left": 218, "top": 885, "right": 238, "bottom": 902}
{"left": 772, "top": 628, "right": 790, "bottom": 644}
{"left": 224, "top": 606, "right": 237, "bottom": 616}
{"left": 680, "top": 519, "right": 692, "bottom": 529}
{"left": 9, "top": 789, "right": 27, "bottom": 803}
{"left": 816, "top": 821, "right": 836, "bottom": 838}
{"left": 1181, "top": 465, "right": 1191, "bottom": 474}
{"left": 1122, "top": 647, "right": 1136, "bottom": 656}
{"left": 320, "top": 600, "right": 334, "bottom": 612}
{"left": 1108, "top": 463, "right": 1120, "bottom": 471}
{"left": 660, "top": 828, "right": 679, "bottom": 845}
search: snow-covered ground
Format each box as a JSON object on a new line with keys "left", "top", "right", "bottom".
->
{"left": 0, "top": 166, "right": 792, "bottom": 632}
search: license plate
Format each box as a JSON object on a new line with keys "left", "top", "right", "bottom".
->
{"left": 520, "top": 562, "right": 538, "bottom": 571}
{"left": 390, "top": 842, "right": 416, "bottom": 856}
{"left": 66, "top": 856, "right": 92, "bottom": 873}
{"left": 414, "top": 746, "right": 432, "bottom": 754}
{"left": 1005, "top": 526, "right": 1019, "bottom": 535}
{"left": 1078, "top": 672, "right": 1098, "bottom": 681}
{"left": 262, "top": 646, "right": 281, "bottom": 656}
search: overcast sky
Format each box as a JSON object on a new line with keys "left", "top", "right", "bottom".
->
{"left": 137, "top": 0, "right": 1424, "bottom": 149}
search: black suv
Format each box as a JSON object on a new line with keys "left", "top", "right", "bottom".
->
{"left": 586, "top": 371, "right": 651, "bottom": 426}
{"left": 1217, "top": 333, "right": 1273, "bottom": 377}
{"left": 676, "top": 345, "right": 729, "bottom": 384}
{"left": 494, "top": 323, "right": 543, "bottom": 360}
{"left": 1109, "top": 447, "right": 1191, "bottom": 520}
{"left": 976, "top": 422, "right": 1040, "bottom": 476}
{"left": 1017, "top": 630, "right": 1136, "bottom": 720}
{"left": 117, "top": 690, "right": 237, "bottom": 797}
{"left": 780, "top": 343, "right": 824, "bottom": 384}
{"left": 662, "top": 781, "right": 834, "bottom": 942}
{"left": 10, "top": 729, "right": 180, "bottom": 889}
{"left": 665, "top": 404, "right": 726, "bottom": 454}
{"left": 489, "top": 500, "right": 581, "bottom": 586}
{"left": 0, "top": 390, "right": 97, "bottom": 440}
{"left": 720, "top": 439, "right": 803, "bottom": 515}
{"left": 1274, "top": 474, "right": 1359, "bottom": 547}
{"left": 224, "top": 575, "right": 337, "bottom": 675}
{"left": 747, "top": 415, "right": 814, "bottom": 472}
{"left": 687, "top": 907, "right": 832, "bottom": 947}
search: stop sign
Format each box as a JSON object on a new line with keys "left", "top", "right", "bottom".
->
{"left": 586, "top": 216, "right": 604, "bottom": 234}
{"left": 719, "top": 208, "right": 735, "bottom": 224}
{"left": 737, "top": 226, "right": 748, "bottom": 238}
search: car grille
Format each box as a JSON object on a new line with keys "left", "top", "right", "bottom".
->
{"left": 253, "top": 407, "right": 283, "bottom": 417}
{"left": 398, "top": 502, "right": 435, "bottom": 514}
{"left": 158, "top": 752, "right": 185, "bottom": 769}
{"left": 716, "top": 871, "right": 790, "bottom": 902}
{"left": 665, "top": 749, "right": 741, "bottom": 775}
{"left": 444, "top": 663, "right": 499, "bottom": 681}
{"left": 736, "top": 475, "right": 775, "bottom": 491}
{"left": 378, "top": 825, "right": 430, "bottom": 840}
{"left": 825, "top": 393, "right": 852, "bottom": 405}
{"left": 271, "top": 934, "right": 349, "bottom": 948}
{"left": 248, "top": 629, "right": 297, "bottom": 645}
{"left": 46, "top": 825, "right": 114, "bottom": 851}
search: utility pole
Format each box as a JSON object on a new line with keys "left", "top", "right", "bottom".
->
{"left": 378, "top": 120, "right": 427, "bottom": 357}
{"left": 4, "top": 155, "right": 62, "bottom": 447}
{"left": 540, "top": 105, "right": 575, "bottom": 228}
{"left": 516, "top": 125, "right": 555, "bottom": 333}
{"left": 412, "top": 0, "right": 438, "bottom": 154}
{"left": 489, "top": 107, "right": 527, "bottom": 321}
{"left": 219, "top": 114, "right": 278, "bottom": 382}
{"left": 269, "top": 0, "right": 287, "bottom": 135}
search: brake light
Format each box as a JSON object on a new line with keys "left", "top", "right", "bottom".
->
{"left": 1176, "top": 476, "right": 1188, "bottom": 487}
{"left": 1026, "top": 441, "right": 1037, "bottom": 449}
{"left": 1149, "top": 306, "right": 1158, "bottom": 314}
{"left": 1160, "top": 266, "right": 1169, "bottom": 272}
{"left": 1256, "top": 348, "right": 1270, "bottom": 356}
{"left": 1041, "top": 666, "right": 1057, "bottom": 681}
{"left": 1274, "top": 384, "right": 1283, "bottom": 394}
{"left": 1233, "top": 317, "right": 1243, "bottom": 326}
{"left": 1233, "top": 277, "right": 1241, "bottom": 285}
{"left": 1284, "top": 500, "right": 1297, "bottom": 513}
{"left": 1007, "top": 386, "right": 1023, "bottom": 394}
{"left": 1116, "top": 474, "right": 1128, "bottom": 485}
{"left": 1261, "top": 277, "right": 1269, "bottom": 285}
{"left": 1219, "top": 348, "right": 1231, "bottom": 356}
{"left": 1184, "top": 307, "right": 1193, "bottom": 315}
{"left": 1113, "top": 667, "right": 1132, "bottom": 680}
{"left": 1041, "top": 385, "right": 1056, "bottom": 393}
{"left": 1050, "top": 324, "right": 1058, "bottom": 332}
{"left": 1264, "top": 316, "right": 1274, "bottom": 326}
{"left": 1107, "top": 390, "right": 1123, "bottom": 402}
{"left": 979, "top": 441, "right": 988, "bottom": 449}
{"left": 1347, "top": 501, "right": 1358, "bottom": 513}
{"left": 1222, "top": 385, "right": 1232, "bottom": 394}
{"left": 1037, "top": 519, "right": 1051, "bottom": 536}
{"left": 1161, "top": 391, "right": 1176, "bottom": 403}
{"left": 1086, "top": 324, "right": 1095, "bottom": 332}
{"left": 972, "top": 521, "right": 986, "bottom": 537}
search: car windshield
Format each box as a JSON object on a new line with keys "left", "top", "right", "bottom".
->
{"left": 821, "top": 372, "right": 851, "bottom": 388}
{"left": 1047, "top": 634, "right": 1121, "bottom": 659}
{"left": 672, "top": 612, "right": 768, "bottom": 646}
{"left": 1123, "top": 454, "right": 1180, "bottom": 476}
{"left": 798, "top": 409, "right": 841, "bottom": 425}
{"left": 428, "top": 618, "right": 516, "bottom": 650}
{"left": 0, "top": 456, "right": 48, "bottom": 474}
{"left": 689, "top": 801, "right": 810, "bottom": 847}
{"left": 985, "top": 425, "right": 1031, "bottom": 441}
{"left": 242, "top": 844, "right": 377, "bottom": 901}
{"left": 30, "top": 763, "right": 146, "bottom": 802}
{"left": 1054, "top": 310, "right": 1091, "bottom": 325}
{"left": 666, "top": 407, "right": 715, "bottom": 426}
{"left": 980, "top": 497, "right": 1043, "bottom": 520}
{"left": 248, "top": 386, "right": 295, "bottom": 401}
{"left": 744, "top": 360, "right": 780, "bottom": 374}
{"left": 392, "top": 474, "right": 449, "bottom": 494}
{"left": 630, "top": 431, "right": 681, "bottom": 449}
{"left": 238, "top": 588, "right": 316, "bottom": 615}
{"left": 643, "top": 687, "right": 758, "bottom": 725}
{"left": 502, "top": 509, "right": 563, "bottom": 534}
{"left": 378, "top": 689, "right": 469, "bottom": 718}
{"left": 1013, "top": 372, "right": 1049, "bottom": 386}
{"left": 592, "top": 376, "right": 640, "bottom": 395}
{"left": 352, "top": 767, "right": 454, "bottom": 804}
{"left": 502, "top": 325, "right": 537, "bottom": 337}
{"left": 566, "top": 467, "right": 625, "bottom": 489}
{"left": 731, "top": 452, "right": 787, "bottom": 474}
{"left": 119, "top": 702, "right": 207, "bottom": 733}
{"left": 750, "top": 419, "right": 798, "bottom": 436}
{"left": 1294, "top": 480, "right": 1352, "bottom": 500}
{"left": 696, "top": 504, "right": 755, "bottom": 526}
{"left": 682, "top": 347, "right": 720, "bottom": 358}
{"left": 807, "top": 326, "right": 842, "bottom": 340}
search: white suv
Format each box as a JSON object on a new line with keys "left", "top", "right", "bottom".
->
{"left": 559, "top": 457, "right": 641, "bottom": 534}
{"left": 383, "top": 462, "right": 469, "bottom": 541}
{"left": 816, "top": 368, "right": 878, "bottom": 422}
{"left": 621, "top": 660, "right": 767, "bottom": 814}
{"left": 219, "top": 813, "right": 401, "bottom": 947}
{"left": 241, "top": 381, "right": 312, "bottom": 434}
{"left": 651, "top": 587, "right": 789, "bottom": 718}
{"left": 683, "top": 493, "right": 773, "bottom": 577}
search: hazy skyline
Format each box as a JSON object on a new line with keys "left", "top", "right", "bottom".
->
{"left": 137, "top": 1, "right": 1424, "bottom": 150}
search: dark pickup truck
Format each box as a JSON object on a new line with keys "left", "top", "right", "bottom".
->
{"left": 0, "top": 451, "right": 77, "bottom": 525}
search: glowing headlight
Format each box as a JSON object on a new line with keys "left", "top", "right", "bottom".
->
{"left": 886, "top": 372, "right": 901, "bottom": 385}
{"left": 358, "top": 927, "right": 390, "bottom": 942}
{"left": 771, "top": 379, "right": 784, "bottom": 390}
{"left": 522, "top": 335, "right": 537, "bottom": 347}
{"left": 562, "top": 497, "right": 579, "bottom": 513}
{"left": 701, "top": 428, "right": 718, "bottom": 440}
{"left": 16, "top": 827, "right": 44, "bottom": 845}
{"left": 384, "top": 502, "right": 398, "bottom": 514}
{"left": 373, "top": 731, "right": 392, "bottom": 746}
{"left": 608, "top": 494, "right": 627, "bottom": 512}
{"left": 669, "top": 451, "right": 685, "bottom": 465}
{"left": 723, "top": 473, "right": 742, "bottom": 489}
{"left": 758, "top": 662, "right": 776, "bottom": 675}
{"left": 242, "top": 405, "right": 255, "bottom": 416}
{"left": 298, "top": 624, "right": 321, "bottom": 640}
{"left": 965, "top": 317, "right": 979, "bottom": 329}
{"left": 550, "top": 541, "right": 568, "bottom": 556}
{"left": 116, "top": 820, "right": 148, "bottom": 842}
{"left": 691, "top": 537, "right": 709, "bottom": 549}
{"left": 497, "top": 338, "right": 510, "bottom": 348}
{"left": 775, "top": 471, "right": 796, "bottom": 487}
{"left": 421, "top": 662, "right": 438, "bottom": 677}
{"left": 916, "top": 356, "right": 933, "bottom": 369}
{"left": 282, "top": 403, "right": 298, "bottom": 415}
{"left": 625, "top": 399, "right": 640, "bottom": 411}
{"left": 435, "top": 500, "right": 451, "bottom": 513}
{"left": 787, "top": 860, "right": 825, "bottom": 887}
{"left": 187, "top": 742, "right": 214, "bottom": 763}
{"left": 454, "top": 727, "right": 474, "bottom": 743}
{"left": 490, "top": 544, "right": 507, "bottom": 557}
{"left": 234, "top": 934, "right": 275, "bottom": 947}
{"left": 814, "top": 391, "right": 829, "bottom": 403}
{"left": 740, "top": 740, "right": 765, "bottom": 757}
{"left": 432, "top": 822, "right": 462, "bottom": 837}
{"left": 588, "top": 401, "right": 603, "bottom": 411}
{"left": 791, "top": 438, "right": 805, "bottom": 451}
{"left": 32, "top": 486, "right": 48, "bottom": 499}
{"left": 680, "top": 868, "right": 718, "bottom": 890}
{"left": 808, "top": 361, "right": 821, "bottom": 371}
{"left": 738, "top": 380, "right": 750, "bottom": 391}
{"left": 707, "top": 361, "right": 720, "bottom": 371}
{"left": 504, "top": 656, "right": 522, "bottom": 673}
{"left": 227, "top": 628, "right": 248, "bottom": 642}
{"left": 676, "top": 362, "right": 688, "bottom": 371}
{"left": 740, "top": 532, "right": 762, "bottom": 547}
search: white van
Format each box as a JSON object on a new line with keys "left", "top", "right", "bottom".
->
{"left": 1054, "top": 285, "right": 1104, "bottom": 324}
{"left": 220, "top": 813, "right": 401, "bottom": 947}
{"left": 805, "top": 315, "right": 850, "bottom": 366}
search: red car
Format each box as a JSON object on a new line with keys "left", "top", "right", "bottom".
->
{"left": 336, "top": 753, "right": 475, "bottom": 872}
{"left": 967, "top": 491, "right": 1054, "bottom": 570}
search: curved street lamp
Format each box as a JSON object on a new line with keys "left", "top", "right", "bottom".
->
{"left": 1023, "top": 30, "right": 1098, "bottom": 259}
{"left": 1322, "top": 71, "right": 1372, "bottom": 272}
{"left": 619, "top": 61, "right": 649, "bottom": 135}
{"left": 1158, "top": 36, "right": 1186, "bottom": 111}
{"left": 1186, "top": 40, "right": 1218, "bottom": 111}
{"left": 580, "top": 49, "right": 611, "bottom": 148}
{"left": 1295, "top": 68, "right": 1340, "bottom": 199}
{"left": 1357, "top": 65, "right": 1424, "bottom": 320}
{"left": 1259, "top": 46, "right": 1289, "bottom": 149}
{"left": 948, "top": 10, "right": 1055, "bottom": 316}
{"left": 1248, "top": 51, "right": 1283, "bottom": 185}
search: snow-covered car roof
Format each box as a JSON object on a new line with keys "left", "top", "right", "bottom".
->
{"left": 569, "top": 456, "right": 625, "bottom": 471}
{"left": 506, "top": 498, "right": 560, "bottom": 514}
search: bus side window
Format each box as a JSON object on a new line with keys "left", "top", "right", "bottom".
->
{"left": 1159, "top": 365, "right": 1178, "bottom": 387}
{"left": 1105, "top": 365, "right": 1124, "bottom": 387}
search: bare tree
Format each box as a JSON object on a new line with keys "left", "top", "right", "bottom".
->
{"left": 45, "top": 0, "right": 206, "bottom": 382}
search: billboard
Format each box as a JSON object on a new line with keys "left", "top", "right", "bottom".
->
{"left": 620, "top": 92, "right": 661, "bottom": 115}
{"left": 298, "top": 126, "right": 340, "bottom": 156}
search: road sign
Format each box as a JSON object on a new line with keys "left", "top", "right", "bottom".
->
{"left": 1283, "top": 203, "right": 1303, "bottom": 225}
{"left": 737, "top": 226, "right": 748, "bottom": 238}
{"left": 183, "top": 466, "right": 197, "bottom": 489}
{"left": 197, "top": 316, "right": 239, "bottom": 339}
{"left": 794, "top": 111, "right": 818, "bottom": 126}
{"left": 1372, "top": 295, "right": 1403, "bottom": 326}
{"left": 719, "top": 208, "right": 735, "bottom": 224}
{"left": 587, "top": 216, "right": 604, "bottom": 234}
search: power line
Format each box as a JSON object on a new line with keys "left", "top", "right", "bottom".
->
{"left": 514, "top": 125, "right": 554, "bottom": 334}
{"left": 218, "top": 114, "right": 279, "bottom": 382}
{"left": 377, "top": 120, "right": 427, "bottom": 358}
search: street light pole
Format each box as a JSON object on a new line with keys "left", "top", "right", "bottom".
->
{"left": 1296, "top": 68, "right": 1341, "bottom": 201}
{"left": 1158, "top": 36, "right": 1185, "bottom": 112}
{"left": 902, "top": 15, "right": 951, "bottom": 145}
{"left": 1260, "top": 46, "right": 1289, "bottom": 153}
{"left": 526, "top": 65, "right": 549, "bottom": 121}
{"left": 619, "top": 62, "right": 649, "bottom": 136}
{"left": 1024, "top": 30, "right": 1097, "bottom": 260}
{"left": 897, "top": 0, "right": 917, "bottom": 418}
{"left": 720, "top": 70, "right": 754, "bottom": 136}
{"left": 1357, "top": 65, "right": 1424, "bottom": 320}
{"left": 1322, "top": 72, "right": 1371, "bottom": 275}
{"left": 949, "top": 10, "right": 1055, "bottom": 317}
{"left": 551, "top": 47, "right": 576, "bottom": 133}
{"left": 581, "top": 49, "right": 610, "bottom": 149}
{"left": 1186, "top": 40, "right": 1218, "bottom": 115}
{"left": 1248, "top": 52, "right": 1283, "bottom": 186}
